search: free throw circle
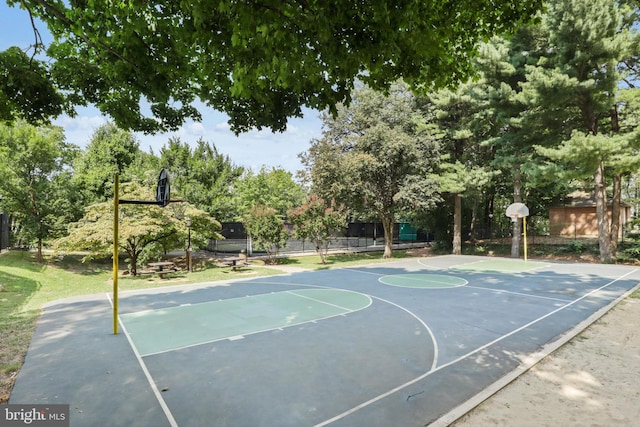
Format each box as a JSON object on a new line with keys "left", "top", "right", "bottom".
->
{"left": 379, "top": 274, "right": 467, "bottom": 289}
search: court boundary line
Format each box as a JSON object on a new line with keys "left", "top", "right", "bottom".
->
{"left": 106, "top": 293, "right": 178, "bottom": 427}
{"left": 313, "top": 268, "right": 638, "bottom": 427}
{"left": 465, "top": 285, "right": 574, "bottom": 303}
{"left": 430, "top": 279, "right": 640, "bottom": 426}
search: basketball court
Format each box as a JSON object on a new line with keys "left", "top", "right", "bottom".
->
{"left": 9, "top": 255, "right": 640, "bottom": 426}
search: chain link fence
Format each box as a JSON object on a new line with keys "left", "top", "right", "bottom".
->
{"left": 206, "top": 222, "right": 433, "bottom": 255}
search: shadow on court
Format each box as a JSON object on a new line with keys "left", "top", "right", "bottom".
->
{"left": 9, "top": 255, "right": 640, "bottom": 427}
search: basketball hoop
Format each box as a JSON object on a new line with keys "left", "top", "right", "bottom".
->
{"left": 505, "top": 202, "right": 530, "bottom": 261}
{"left": 506, "top": 202, "right": 529, "bottom": 221}
{"left": 156, "top": 168, "right": 171, "bottom": 207}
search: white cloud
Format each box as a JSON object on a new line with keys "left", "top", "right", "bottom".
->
{"left": 53, "top": 114, "right": 107, "bottom": 147}
{"left": 188, "top": 122, "right": 206, "bottom": 135}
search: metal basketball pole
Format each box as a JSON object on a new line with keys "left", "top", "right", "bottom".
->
{"left": 113, "top": 174, "right": 119, "bottom": 335}
{"left": 523, "top": 215, "right": 528, "bottom": 262}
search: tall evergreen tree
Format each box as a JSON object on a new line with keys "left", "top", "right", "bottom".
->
{"left": 526, "top": 0, "right": 639, "bottom": 262}
{"left": 428, "top": 75, "right": 497, "bottom": 254}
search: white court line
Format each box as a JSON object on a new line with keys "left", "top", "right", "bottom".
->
{"left": 465, "top": 285, "right": 574, "bottom": 303}
{"left": 341, "top": 267, "right": 387, "bottom": 276}
{"left": 106, "top": 293, "right": 178, "bottom": 427}
{"left": 314, "top": 268, "right": 638, "bottom": 427}
{"left": 286, "top": 290, "right": 370, "bottom": 312}
{"left": 417, "top": 258, "right": 448, "bottom": 269}
{"left": 379, "top": 275, "right": 468, "bottom": 288}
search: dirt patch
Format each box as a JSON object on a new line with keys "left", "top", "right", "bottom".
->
{"left": 452, "top": 295, "right": 640, "bottom": 426}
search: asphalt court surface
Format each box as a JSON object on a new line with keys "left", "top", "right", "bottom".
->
{"left": 9, "top": 255, "right": 640, "bottom": 427}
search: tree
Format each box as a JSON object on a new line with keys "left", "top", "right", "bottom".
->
{"left": 428, "top": 77, "right": 498, "bottom": 254}
{"left": 0, "top": 120, "right": 78, "bottom": 261}
{"left": 159, "top": 137, "right": 244, "bottom": 221}
{"left": 242, "top": 204, "right": 288, "bottom": 264}
{"left": 524, "top": 0, "right": 639, "bottom": 262}
{"left": 72, "top": 123, "right": 142, "bottom": 203}
{"left": 234, "top": 166, "right": 304, "bottom": 219}
{"left": 470, "top": 32, "right": 550, "bottom": 258}
{"left": 302, "top": 82, "right": 441, "bottom": 258}
{"left": 55, "top": 180, "right": 222, "bottom": 275}
{"left": 289, "top": 195, "right": 348, "bottom": 264}
{"left": 5, "top": 1, "right": 542, "bottom": 132}
{"left": 0, "top": 46, "right": 68, "bottom": 123}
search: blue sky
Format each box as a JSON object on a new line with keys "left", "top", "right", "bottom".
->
{"left": 0, "top": 3, "right": 322, "bottom": 173}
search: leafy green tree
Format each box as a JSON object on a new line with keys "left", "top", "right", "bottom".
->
{"left": 242, "top": 204, "right": 288, "bottom": 264}
{"left": 0, "top": 120, "right": 79, "bottom": 261}
{"left": 55, "top": 181, "right": 222, "bottom": 275}
{"left": 289, "top": 195, "right": 348, "bottom": 264}
{"left": 73, "top": 123, "right": 142, "bottom": 203}
{"left": 234, "top": 166, "right": 304, "bottom": 219}
{"left": 302, "top": 82, "right": 441, "bottom": 258}
{"left": 6, "top": 0, "right": 542, "bottom": 132}
{"left": 159, "top": 137, "right": 244, "bottom": 221}
{"left": 0, "top": 46, "right": 68, "bottom": 123}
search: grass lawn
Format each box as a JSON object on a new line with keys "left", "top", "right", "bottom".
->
{"left": 0, "top": 248, "right": 416, "bottom": 402}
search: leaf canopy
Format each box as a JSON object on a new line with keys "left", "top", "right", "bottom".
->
{"left": 5, "top": 0, "right": 543, "bottom": 132}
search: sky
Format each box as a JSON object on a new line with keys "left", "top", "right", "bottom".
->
{"left": 0, "top": 3, "right": 323, "bottom": 173}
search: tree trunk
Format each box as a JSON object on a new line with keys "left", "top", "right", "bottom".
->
{"left": 511, "top": 165, "right": 522, "bottom": 258}
{"left": 470, "top": 197, "right": 478, "bottom": 242}
{"left": 609, "top": 106, "right": 621, "bottom": 256}
{"left": 452, "top": 194, "right": 462, "bottom": 255}
{"left": 317, "top": 239, "right": 328, "bottom": 264}
{"left": 37, "top": 237, "right": 43, "bottom": 263}
{"left": 129, "top": 249, "right": 139, "bottom": 276}
{"left": 484, "top": 190, "right": 495, "bottom": 240}
{"left": 382, "top": 218, "right": 394, "bottom": 258}
{"left": 595, "top": 160, "right": 613, "bottom": 262}
{"left": 610, "top": 172, "right": 621, "bottom": 255}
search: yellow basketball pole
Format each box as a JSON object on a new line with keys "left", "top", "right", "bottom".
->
{"left": 523, "top": 215, "right": 528, "bottom": 262}
{"left": 113, "top": 174, "right": 119, "bottom": 335}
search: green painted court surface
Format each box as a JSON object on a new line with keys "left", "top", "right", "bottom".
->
{"left": 379, "top": 274, "right": 468, "bottom": 288}
{"left": 451, "top": 259, "right": 548, "bottom": 273}
{"left": 120, "top": 288, "right": 371, "bottom": 356}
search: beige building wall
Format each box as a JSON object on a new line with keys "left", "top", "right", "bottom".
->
{"left": 549, "top": 206, "right": 630, "bottom": 238}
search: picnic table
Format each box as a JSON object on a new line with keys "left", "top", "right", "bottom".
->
{"left": 220, "top": 256, "right": 248, "bottom": 271}
{"left": 143, "top": 261, "right": 178, "bottom": 277}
